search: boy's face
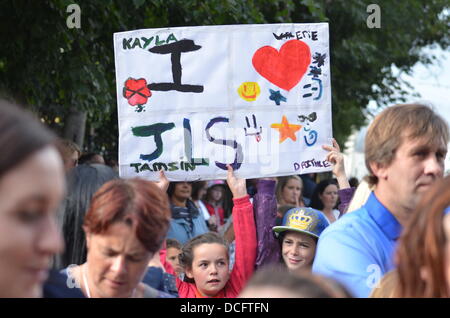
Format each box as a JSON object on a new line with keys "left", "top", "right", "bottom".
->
{"left": 185, "top": 243, "right": 230, "bottom": 297}
{"left": 166, "top": 247, "right": 182, "bottom": 275}
{"left": 281, "top": 231, "right": 316, "bottom": 274}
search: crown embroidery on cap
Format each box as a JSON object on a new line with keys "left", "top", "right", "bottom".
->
{"left": 288, "top": 210, "right": 312, "bottom": 230}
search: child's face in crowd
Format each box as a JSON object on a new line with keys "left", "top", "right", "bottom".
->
{"left": 166, "top": 247, "right": 183, "bottom": 275}
{"left": 0, "top": 146, "right": 65, "bottom": 297}
{"left": 210, "top": 186, "right": 223, "bottom": 203}
{"left": 319, "top": 184, "right": 338, "bottom": 210}
{"left": 282, "top": 179, "right": 302, "bottom": 205}
{"left": 186, "top": 243, "right": 230, "bottom": 297}
{"left": 282, "top": 231, "right": 316, "bottom": 273}
{"left": 84, "top": 222, "right": 153, "bottom": 298}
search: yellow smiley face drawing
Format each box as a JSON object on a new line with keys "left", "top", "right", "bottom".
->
{"left": 238, "top": 82, "right": 261, "bottom": 101}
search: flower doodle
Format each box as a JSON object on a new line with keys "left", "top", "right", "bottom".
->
{"left": 123, "top": 78, "right": 152, "bottom": 112}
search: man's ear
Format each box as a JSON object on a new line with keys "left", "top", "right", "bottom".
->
{"left": 369, "top": 161, "right": 388, "bottom": 181}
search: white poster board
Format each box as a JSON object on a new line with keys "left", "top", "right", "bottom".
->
{"left": 114, "top": 23, "right": 333, "bottom": 181}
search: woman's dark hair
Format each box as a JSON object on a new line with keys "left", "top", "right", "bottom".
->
{"left": 58, "top": 164, "right": 118, "bottom": 268}
{"left": 84, "top": 178, "right": 171, "bottom": 254}
{"left": 191, "top": 181, "right": 207, "bottom": 201}
{"left": 0, "top": 99, "right": 56, "bottom": 178}
{"left": 310, "top": 179, "right": 339, "bottom": 210}
{"left": 179, "top": 232, "right": 229, "bottom": 283}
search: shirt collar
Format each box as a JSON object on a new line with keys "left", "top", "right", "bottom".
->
{"left": 365, "top": 192, "right": 402, "bottom": 241}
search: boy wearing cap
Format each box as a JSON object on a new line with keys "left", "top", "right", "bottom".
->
{"left": 273, "top": 207, "right": 329, "bottom": 273}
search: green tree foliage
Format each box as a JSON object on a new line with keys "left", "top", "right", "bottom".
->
{"left": 0, "top": 0, "right": 448, "bottom": 157}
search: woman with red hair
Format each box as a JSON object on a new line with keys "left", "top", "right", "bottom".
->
{"left": 62, "top": 178, "right": 172, "bottom": 298}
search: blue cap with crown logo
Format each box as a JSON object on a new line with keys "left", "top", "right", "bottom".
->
{"left": 272, "top": 207, "right": 330, "bottom": 239}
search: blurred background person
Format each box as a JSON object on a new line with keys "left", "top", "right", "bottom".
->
{"left": 166, "top": 182, "right": 208, "bottom": 245}
{"left": 310, "top": 179, "right": 340, "bottom": 223}
{"left": 346, "top": 176, "right": 374, "bottom": 213}
{"left": 276, "top": 175, "right": 308, "bottom": 207}
{"left": 165, "top": 238, "right": 183, "bottom": 277}
{"left": 78, "top": 152, "right": 105, "bottom": 165}
{"left": 191, "top": 181, "right": 211, "bottom": 227}
{"left": 203, "top": 180, "right": 227, "bottom": 232}
{"left": 55, "top": 163, "right": 118, "bottom": 269}
{"left": 0, "top": 99, "right": 65, "bottom": 297}
{"left": 55, "top": 138, "right": 81, "bottom": 173}
{"left": 239, "top": 265, "right": 352, "bottom": 298}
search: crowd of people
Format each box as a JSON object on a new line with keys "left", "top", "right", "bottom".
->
{"left": 1, "top": 98, "right": 450, "bottom": 298}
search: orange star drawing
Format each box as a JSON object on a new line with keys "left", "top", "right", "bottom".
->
{"left": 270, "top": 115, "right": 302, "bottom": 143}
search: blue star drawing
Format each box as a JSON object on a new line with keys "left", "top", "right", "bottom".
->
{"left": 269, "top": 89, "right": 287, "bottom": 106}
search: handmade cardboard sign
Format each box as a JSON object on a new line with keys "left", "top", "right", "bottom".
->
{"left": 114, "top": 23, "right": 333, "bottom": 181}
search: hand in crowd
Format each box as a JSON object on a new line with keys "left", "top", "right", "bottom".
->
{"left": 322, "top": 138, "right": 350, "bottom": 189}
{"left": 154, "top": 170, "right": 170, "bottom": 193}
{"left": 226, "top": 164, "right": 247, "bottom": 199}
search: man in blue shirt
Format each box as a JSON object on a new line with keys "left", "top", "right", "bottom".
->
{"left": 313, "top": 104, "right": 449, "bottom": 297}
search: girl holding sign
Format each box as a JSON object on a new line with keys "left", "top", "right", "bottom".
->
{"left": 176, "top": 165, "right": 256, "bottom": 298}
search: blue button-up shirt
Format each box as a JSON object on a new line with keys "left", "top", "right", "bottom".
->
{"left": 312, "top": 192, "right": 402, "bottom": 298}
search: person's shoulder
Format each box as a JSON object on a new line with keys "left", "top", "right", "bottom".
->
{"left": 43, "top": 269, "right": 85, "bottom": 298}
{"left": 329, "top": 206, "right": 369, "bottom": 226}
{"left": 319, "top": 207, "right": 371, "bottom": 241}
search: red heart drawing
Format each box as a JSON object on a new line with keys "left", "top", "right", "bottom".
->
{"left": 252, "top": 40, "right": 311, "bottom": 91}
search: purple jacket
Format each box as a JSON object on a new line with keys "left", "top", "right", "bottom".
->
{"left": 253, "top": 179, "right": 279, "bottom": 269}
{"left": 338, "top": 187, "right": 355, "bottom": 214}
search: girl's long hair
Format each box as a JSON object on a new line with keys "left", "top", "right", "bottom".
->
{"left": 396, "top": 175, "right": 450, "bottom": 297}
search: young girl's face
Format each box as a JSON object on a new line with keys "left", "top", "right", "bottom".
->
{"left": 281, "top": 231, "right": 316, "bottom": 274}
{"left": 209, "top": 186, "right": 223, "bottom": 203}
{"left": 186, "top": 243, "right": 230, "bottom": 297}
